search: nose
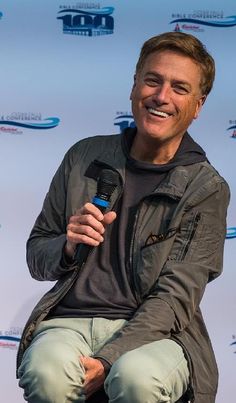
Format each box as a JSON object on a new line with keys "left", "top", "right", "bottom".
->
{"left": 154, "top": 83, "right": 171, "bottom": 104}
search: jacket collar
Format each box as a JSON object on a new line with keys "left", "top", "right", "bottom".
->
{"left": 84, "top": 132, "right": 203, "bottom": 202}
{"left": 154, "top": 166, "right": 190, "bottom": 200}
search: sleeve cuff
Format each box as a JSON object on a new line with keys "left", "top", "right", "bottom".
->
{"left": 95, "top": 358, "right": 111, "bottom": 376}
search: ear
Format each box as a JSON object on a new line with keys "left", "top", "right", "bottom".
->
{"left": 130, "top": 74, "right": 137, "bottom": 100}
{"left": 193, "top": 95, "right": 206, "bottom": 120}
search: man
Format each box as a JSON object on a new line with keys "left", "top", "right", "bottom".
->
{"left": 17, "top": 32, "right": 230, "bottom": 403}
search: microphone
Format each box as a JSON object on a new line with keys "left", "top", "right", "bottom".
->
{"left": 74, "top": 169, "right": 119, "bottom": 264}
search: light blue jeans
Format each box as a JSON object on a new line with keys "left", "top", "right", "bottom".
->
{"left": 18, "top": 318, "right": 189, "bottom": 403}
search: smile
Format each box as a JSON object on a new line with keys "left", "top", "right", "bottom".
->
{"left": 147, "top": 107, "right": 172, "bottom": 118}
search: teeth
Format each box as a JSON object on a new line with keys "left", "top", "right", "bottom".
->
{"left": 148, "top": 108, "right": 169, "bottom": 118}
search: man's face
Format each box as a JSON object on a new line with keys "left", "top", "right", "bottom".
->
{"left": 130, "top": 50, "right": 205, "bottom": 145}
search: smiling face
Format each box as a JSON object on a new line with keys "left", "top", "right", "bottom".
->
{"left": 130, "top": 50, "right": 205, "bottom": 161}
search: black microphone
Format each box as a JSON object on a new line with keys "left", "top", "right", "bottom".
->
{"left": 74, "top": 169, "right": 119, "bottom": 264}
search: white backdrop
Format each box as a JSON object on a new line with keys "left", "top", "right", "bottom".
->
{"left": 0, "top": 1, "right": 235, "bottom": 402}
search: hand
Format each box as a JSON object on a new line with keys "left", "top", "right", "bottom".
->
{"left": 65, "top": 202, "right": 116, "bottom": 258}
{"left": 80, "top": 356, "right": 105, "bottom": 398}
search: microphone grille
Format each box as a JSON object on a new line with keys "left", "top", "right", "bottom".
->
{"left": 97, "top": 169, "right": 119, "bottom": 200}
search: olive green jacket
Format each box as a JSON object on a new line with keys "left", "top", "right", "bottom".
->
{"left": 17, "top": 133, "right": 230, "bottom": 403}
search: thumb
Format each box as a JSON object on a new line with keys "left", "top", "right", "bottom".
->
{"left": 103, "top": 211, "right": 117, "bottom": 225}
{"left": 80, "top": 356, "right": 88, "bottom": 368}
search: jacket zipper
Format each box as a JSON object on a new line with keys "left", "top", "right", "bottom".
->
{"left": 181, "top": 212, "right": 201, "bottom": 260}
{"left": 129, "top": 205, "right": 142, "bottom": 304}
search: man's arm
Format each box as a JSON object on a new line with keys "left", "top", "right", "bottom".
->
{"left": 26, "top": 144, "right": 117, "bottom": 281}
{"left": 26, "top": 150, "right": 72, "bottom": 281}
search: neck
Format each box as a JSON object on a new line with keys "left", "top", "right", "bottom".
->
{"left": 130, "top": 133, "right": 184, "bottom": 164}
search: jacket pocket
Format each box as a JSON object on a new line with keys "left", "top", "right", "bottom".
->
{"left": 167, "top": 211, "right": 201, "bottom": 262}
{"left": 137, "top": 230, "right": 177, "bottom": 298}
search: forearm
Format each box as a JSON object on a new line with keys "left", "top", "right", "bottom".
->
{"left": 94, "top": 297, "right": 175, "bottom": 365}
{"left": 27, "top": 234, "right": 76, "bottom": 281}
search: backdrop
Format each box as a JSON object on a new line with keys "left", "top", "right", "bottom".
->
{"left": 0, "top": 1, "right": 235, "bottom": 401}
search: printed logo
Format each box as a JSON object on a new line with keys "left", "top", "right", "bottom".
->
{"left": 231, "top": 335, "right": 236, "bottom": 353}
{"left": 226, "top": 227, "right": 236, "bottom": 239}
{"left": 0, "top": 112, "right": 60, "bottom": 135}
{"left": 114, "top": 112, "right": 135, "bottom": 132}
{"left": 227, "top": 120, "right": 236, "bottom": 138}
{"left": 0, "top": 327, "right": 22, "bottom": 350}
{"left": 0, "top": 11, "right": 3, "bottom": 20}
{"left": 170, "top": 10, "right": 236, "bottom": 32}
{"left": 57, "top": 3, "right": 114, "bottom": 37}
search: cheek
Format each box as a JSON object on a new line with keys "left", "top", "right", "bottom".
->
{"left": 131, "top": 83, "right": 152, "bottom": 101}
{"left": 181, "top": 100, "right": 199, "bottom": 120}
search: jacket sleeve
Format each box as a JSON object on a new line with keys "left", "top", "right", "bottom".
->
{"left": 26, "top": 147, "right": 77, "bottom": 281}
{"left": 94, "top": 178, "right": 230, "bottom": 365}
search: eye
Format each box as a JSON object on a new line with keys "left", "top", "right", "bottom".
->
{"left": 173, "top": 85, "right": 189, "bottom": 95}
{"left": 144, "top": 77, "right": 161, "bottom": 87}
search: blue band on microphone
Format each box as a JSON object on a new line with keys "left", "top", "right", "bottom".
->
{"left": 92, "top": 197, "right": 109, "bottom": 208}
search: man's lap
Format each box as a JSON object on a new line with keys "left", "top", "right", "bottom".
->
{"left": 18, "top": 317, "right": 189, "bottom": 403}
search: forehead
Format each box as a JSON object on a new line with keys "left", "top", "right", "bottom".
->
{"left": 140, "top": 50, "right": 202, "bottom": 84}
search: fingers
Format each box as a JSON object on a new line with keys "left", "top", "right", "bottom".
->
{"left": 66, "top": 203, "right": 116, "bottom": 248}
{"left": 80, "top": 356, "right": 105, "bottom": 398}
{"left": 103, "top": 211, "right": 117, "bottom": 225}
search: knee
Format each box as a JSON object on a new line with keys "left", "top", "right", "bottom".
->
{"left": 18, "top": 346, "right": 84, "bottom": 402}
{"left": 105, "top": 350, "right": 166, "bottom": 402}
{"left": 19, "top": 363, "right": 64, "bottom": 402}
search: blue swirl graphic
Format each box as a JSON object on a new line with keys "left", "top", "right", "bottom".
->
{"left": 58, "top": 7, "right": 114, "bottom": 17}
{"left": 226, "top": 227, "right": 236, "bottom": 239}
{"left": 171, "top": 15, "right": 236, "bottom": 28}
{"left": 0, "top": 336, "right": 21, "bottom": 342}
{"left": 0, "top": 117, "right": 60, "bottom": 130}
{"left": 230, "top": 341, "right": 236, "bottom": 353}
{"left": 114, "top": 114, "right": 133, "bottom": 120}
{"left": 227, "top": 125, "right": 236, "bottom": 130}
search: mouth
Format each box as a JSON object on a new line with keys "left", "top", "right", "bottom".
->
{"left": 147, "top": 107, "right": 173, "bottom": 119}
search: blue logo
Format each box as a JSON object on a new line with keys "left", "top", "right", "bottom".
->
{"left": 230, "top": 336, "right": 236, "bottom": 353}
{"left": 0, "top": 117, "right": 60, "bottom": 130}
{"left": 0, "top": 113, "right": 60, "bottom": 134}
{"left": 170, "top": 11, "right": 236, "bottom": 32}
{"left": 0, "top": 327, "right": 22, "bottom": 350}
{"left": 114, "top": 113, "right": 135, "bottom": 132}
{"left": 226, "top": 227, "right": 236, "bottom": 239}
{"left": 57, "top": 6, "right": 114, "bottom": 36}
{"left": 227, "top": 123, "right": 236, "bottom": 139}
{"left": 0, "top": 12, "right": 3, "bottom": 20}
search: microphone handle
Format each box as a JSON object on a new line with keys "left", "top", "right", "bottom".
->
{"left": 73, "top": 196, "right": 109, "bottom": 264}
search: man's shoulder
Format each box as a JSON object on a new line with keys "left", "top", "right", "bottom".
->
{"left": 197, "top": 160, "right": 229, "bottom": 187}
{"left": 72, "top": 133, "right": 121, "bottom": 150}
{"left": 179, "top": 159, "right": 227, "bottom": 183}
{"left": 164, "top": 160, "right": 230, "bottom": 201}
{"left": 67, "top": 134, "right": 120, "bottom": 155}
{"left": 182, "top": 161, "right": 230, "bottom": 204}
{"left": 64, "top": 133, "right": 122, "bottom": 165}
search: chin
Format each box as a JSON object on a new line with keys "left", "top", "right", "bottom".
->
{"left": 143, "top": 126, "right": 166, "bottom": 139}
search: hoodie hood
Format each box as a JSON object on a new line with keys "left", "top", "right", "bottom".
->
{"left": 121, "top": 127, "right": 207, "bottom": 173}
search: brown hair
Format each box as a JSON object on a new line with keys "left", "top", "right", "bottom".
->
{"left": 135, "top": 32, "right": 215, "bottom": 97}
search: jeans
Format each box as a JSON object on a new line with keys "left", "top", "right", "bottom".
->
{"left": 18, "top": 317, "right": 189, "bottom": 403}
